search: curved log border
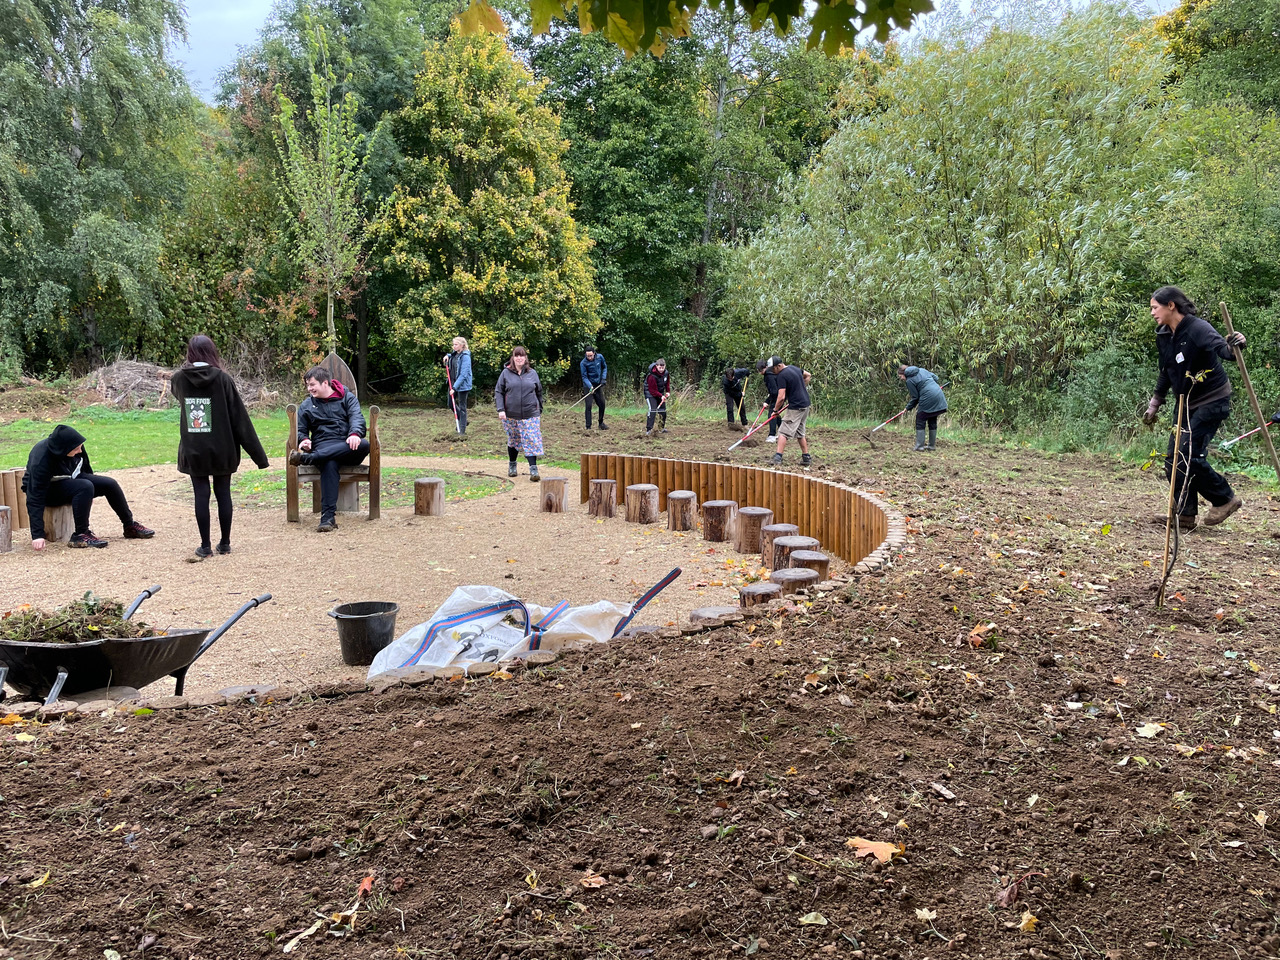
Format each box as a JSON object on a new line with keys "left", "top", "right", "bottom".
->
{"left": 578, "top": 453, "right": 906, "bottom": 573}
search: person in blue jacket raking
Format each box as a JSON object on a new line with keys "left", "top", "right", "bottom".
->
{"left": 580, "top": 347, "right": 609, "bottom": 431}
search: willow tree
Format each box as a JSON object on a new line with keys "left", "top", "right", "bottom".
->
{"left": 275, "top": 23, "right": 368, "bottom": 356}
{"left": 372, "top": 27, "right": 600, "bottom": 389}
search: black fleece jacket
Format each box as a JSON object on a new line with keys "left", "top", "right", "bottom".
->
{"left": 22, "top": 425, "right": 89, "bottom": 539}
{"left": 296, "top": 381, "right": 366, "bottom": 446}
{"left": 1153, "top": 314, "right": 1237, "bottom": 410}
{"left": 170, "top": 364, "right": 270, "bottom": 476}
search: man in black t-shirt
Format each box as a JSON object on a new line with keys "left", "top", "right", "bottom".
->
{"left": 767, "top": 357, "right": 812, "bottom": 468}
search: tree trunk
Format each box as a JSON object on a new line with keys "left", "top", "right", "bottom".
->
{"left": 625, "top": 484, "right": 659, "bottom": 524}
{"left": 667, "top": 490, "right": 697, "bottom": 531}
{"left": 772, "top": 535, "right": 821, "bottom": 572}
{"left": 356, "top": 291, "right": 369, "bottom": 397}
{"left": 540, "top": 477, "right": 567, "bottom": 513}
{"left": 760, "top": 523, "right": 799, "bottom": 570}
{"left": 702, "top": 499, "right": 737, "bottom": 542}
{"left": 733, "top": 506, "right": 773, "bottom": 555}
{"left": 414, "top": 477, "right": 445, "bottom": 516}
{"left": 589, "top": 479, "right": 617, "bottom": 519}
{"left": 326, "top": 285, "right": 337, "bottom": 354}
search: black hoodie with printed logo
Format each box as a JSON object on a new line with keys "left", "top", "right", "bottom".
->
{"left": 170, "top": 363, "right": 270, "bottom": 477}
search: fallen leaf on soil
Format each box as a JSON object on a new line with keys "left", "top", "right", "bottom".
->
{"left": 12, "top": 733, "right": 35, "bottom": 742}
{"left": 1254, "top": 811, "right": 1269, "bottom": 828}
{"left": 1019, "top": 910, "right": 1039, "bottom": 932}
{"left": 1026, "top": 794, "right": 1039, "bottom": 808}
{"left": 1135, "top": 723, "right": 1165, "bottom": 738}
{"left": 491, "top": 670, "right": 514, "bottom": 680}
{"left": 525, "top": 871, "right": 539, "bottom": 889}
{"left": 1173, "top": 744, "right": 1203, "bottom": 757}
{"left": 580, "top": 872, "right": 608, "bottom": 888}
{"left": 967, "top": 622, "right": 994, "bottom": 647}
{"left": 0, "top": 714, "right": 24, "bottom": 725}
{"left": 845, "top": 837, "right": 903, "bottom": 863}
{"left": 282, "top": 919, "right": 324, "bottom": 953}
{"left": 915, "top": 908, "right": 937, "bottom": 923}
{"left": 22, "top": 870, "right": 49, "bottom": 889}
{"left": 1112, "top": 676, "right": 1128, "bottom": 686}
{"left": 930, "top": 782, "right": 957, "bottom": 801}
{"left": 104, "top": 950, "right": 122, "bottom": 960}
{"left": 799, "top": 912, "right": 827, "bottom": 925}
{"left": 357, "top": 874, "right": 375, "bottom": 899}
{"left": 995, "top": 882, "right": 1021, "bottom": 908}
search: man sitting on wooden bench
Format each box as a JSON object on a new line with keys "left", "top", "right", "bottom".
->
{"left": 288, "top": 366, "right": 370, "bottom": 532}
{"left": 24, "top": 424, "right": 155, "bottom": 550}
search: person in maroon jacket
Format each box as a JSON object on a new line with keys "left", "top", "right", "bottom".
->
{"left": 170, "top": 335, "right": 270, "bottom": 559}
{"left": 644, "top": 359, "right": 670, "bottom": 436}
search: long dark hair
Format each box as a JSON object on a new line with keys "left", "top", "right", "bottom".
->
{"left": 1152, "top": 286, "right": 1198, "bottom": 319}
{"left": 185, "top": 335, "right": 225, "bottom": 369}
{"left": 508, "top": 345, "right": 532, "bottom": 371}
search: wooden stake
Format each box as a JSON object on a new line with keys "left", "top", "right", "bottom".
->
{"left": 1220, "top": 302, "right": 1280, "bottom": 482}
{"left": 414, "top": 477, "right": 445, "bottom": 516}
{"left": 589, "top": 478, "right": 617, "bottom": 518}
{"left": 539, "top": 476, "right": 568, "bottom": 513}
{"left": 1157, "top": 394, "right": 1185, "bottom": 608}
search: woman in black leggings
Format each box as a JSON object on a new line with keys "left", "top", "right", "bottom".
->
{"left": 170, "top": 336, "right": 270, "bottom": 559}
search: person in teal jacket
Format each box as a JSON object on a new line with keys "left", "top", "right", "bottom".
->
{"left": 899, "top": 365, "right": 947, "bottom": 452}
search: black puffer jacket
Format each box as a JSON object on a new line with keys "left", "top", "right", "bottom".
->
{"left": 296, "top": 381, "right": 366, "bottom": 446}
{"left": 170, "top": 364, "right": 269, "bottom": 476}
{"left": 22, "top": 424, "right": 89, "bottom": 539}
{"left": 1153, "top": 314, "right": 1237, "bottom": 409}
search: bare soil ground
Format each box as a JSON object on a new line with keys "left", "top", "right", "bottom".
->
{"left": 2, "top": 403, "right": 1278, "bottom": 960}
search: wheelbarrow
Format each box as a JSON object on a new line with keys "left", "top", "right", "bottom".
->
{"left": 0, "top": 585, "right": 272, "bottom": 706}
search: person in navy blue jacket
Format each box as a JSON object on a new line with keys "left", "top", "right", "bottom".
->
{"left": 580, "top": 347, "right": 608, "bottom": 430}
{"left": 289, "top": 367, "right": 369, "bottom": 532}
{"left": 444, "top": 336, "right": 474, "bottom": 435}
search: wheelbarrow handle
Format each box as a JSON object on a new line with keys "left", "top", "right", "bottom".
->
{"left": 123, "top": 584, "right": 163, "bottom": 621}
{"left": 192, "top": 593, "right": 273, "bottom": 663}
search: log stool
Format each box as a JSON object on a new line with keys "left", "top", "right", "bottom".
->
{"left": 625, "top": 484, "right": 660, "bottom": 524}
{"left": 789, "top": 549, "right": 830, "bottom": 580}
{"left": 772, "top": 534, "right": 820, "bottom": 572}
{"left": 42, "top": 505, "right": 75, "bottom": 543}
{"left": 0, "top": 504, "right": 10, "bottom": 554}
{"left": 540, "top": 476, "right": 567, "bottom": 513}
{"left": 667, "top": 490, "right": 697, "bottom": 531}
{"left": 740, "top": 581, "right": 782, "bottom": 607}
{"left": 733, "top": 506, "right": 773, "bottom": 555}
{"left": 760, "top": 523, "right": 799, "bottom": 570}
{"left": 414, "top": 477, "right": 445, "bottom": 516}
{"left": 588, "top": 478, "right": 617, "bottom": 519}
{"left": 769, "top": 567, "right": 820, "bottom": 591}
{"left": 691, "top": 605, "right": 739, "bottom": 622}
{"left": 702, "top": 500, "right": 737, "bottom": 542}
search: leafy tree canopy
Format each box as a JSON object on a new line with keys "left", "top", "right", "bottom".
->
{"left": 1157, "top": 0, "right": 1280, "bottom": 112}
{"left": 372, "top": 29, "right": 602, "bottom": 389}
{"left": 460, "top": 0, "right": 935, "bottom": 56}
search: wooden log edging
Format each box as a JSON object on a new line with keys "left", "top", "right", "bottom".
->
{"left": 579, "top": 453, "right": 906, "bottom": 573}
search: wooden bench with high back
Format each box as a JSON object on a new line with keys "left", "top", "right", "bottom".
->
{"left": 285, "top": 353, "right": 381, "bottom": 523}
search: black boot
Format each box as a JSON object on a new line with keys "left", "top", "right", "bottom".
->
{"left": 926, "top": 425, "right": 937, "bottom": 451}
{"left": 914, "top": 429, "right": 927, "bottom": 452}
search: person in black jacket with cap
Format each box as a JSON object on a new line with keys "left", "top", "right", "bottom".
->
{"left": 755, "top": 358, "right": 781, "bottom": 441}
{"left": 1141, "top": 285, "right": 1246, "bottom": 529}
{"left": 23, "top": 425, "right": 155, "bottom": 549}
{"left": 170, "top": 335, "right": 270, "bottom": 559}
{"left": 288, "top": 366, "right": 369, "bottom": 532}
{"left": 722, "top": 366, "right": 751, "bottom": 429}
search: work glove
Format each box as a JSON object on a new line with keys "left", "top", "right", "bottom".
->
{"left": 1227, "top": 331, "right": 1247, "bottom": 349}
{"left": 1142, "top": 397, "right": 1161, "bottom": 426}
{"left": 584, "top": 381, "right": 593, "bottom": 392}
{"left": 1270, "top": 410, "right": 1280, "bottom": 425}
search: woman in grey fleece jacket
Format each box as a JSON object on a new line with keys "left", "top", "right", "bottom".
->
{"left": 494, "top": 346, "right": 545, "bottom": 480}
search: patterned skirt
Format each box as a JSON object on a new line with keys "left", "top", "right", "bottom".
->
{"left": 503, "top": 416, "right": 545, "bottom": 457}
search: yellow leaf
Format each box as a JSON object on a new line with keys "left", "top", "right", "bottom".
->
{"left": 1019, "top": 910, "right": 1038, "bottom": 932}
{"left": 915, "top": 907, "right": 936, "bottom": 922}
{"left": 844, "top": 836, "right": 903, "bottom": 864}
{"left": 0, "top": 713, "right": 25, "bottom": 725}
{"left": 525, "top": 870, "right": 539, "bottom": 889}
{"left": 456, "top": 0, "right": 506, "bottom": 35}
{"left": 491, "top": 670, "right": 513, "bottom": 681}
{"left": 1135, "top": 722, "right": 1165, "bottom": 738}
{"left": 13, "top": 732, "right": 35, "bottom": 742}
{"left": 1254, "top": 811, "right": 1269, "bottom": 829}
{"left": 24, "top": 870, "right": 50, "bottom": 889}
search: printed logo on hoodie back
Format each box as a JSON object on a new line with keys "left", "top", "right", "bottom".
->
{"left": 185, "top": 398, "right": 212, "bottom": 433}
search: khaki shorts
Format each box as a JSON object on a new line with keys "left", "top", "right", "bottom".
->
{"left": 779, "top": 406, "right": 809, "bottom": 439}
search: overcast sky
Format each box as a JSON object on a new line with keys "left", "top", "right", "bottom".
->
{"left": 176, "top": 0, "right": 1182, "bottom": 102}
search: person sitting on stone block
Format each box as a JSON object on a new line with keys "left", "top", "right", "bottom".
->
{"left": 23, "top": 424, "right": 155, "bottom": 550}
{"left": 287, "top": 366, "right": 370, "bottom": 533}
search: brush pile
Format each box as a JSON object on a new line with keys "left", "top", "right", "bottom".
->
{"left": 79, "top": 360, "right": 174, "bottom": 409}
{"left": 0, "top": 593, "right": 155, "bottom": 645}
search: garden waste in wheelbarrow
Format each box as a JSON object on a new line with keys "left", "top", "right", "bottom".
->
{"left": 0, "top": 585, "right": 272, "bottom": 706}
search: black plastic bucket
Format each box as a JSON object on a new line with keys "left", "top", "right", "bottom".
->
{"left": 329, "top": 601, "right": 400, "bottom": 666}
